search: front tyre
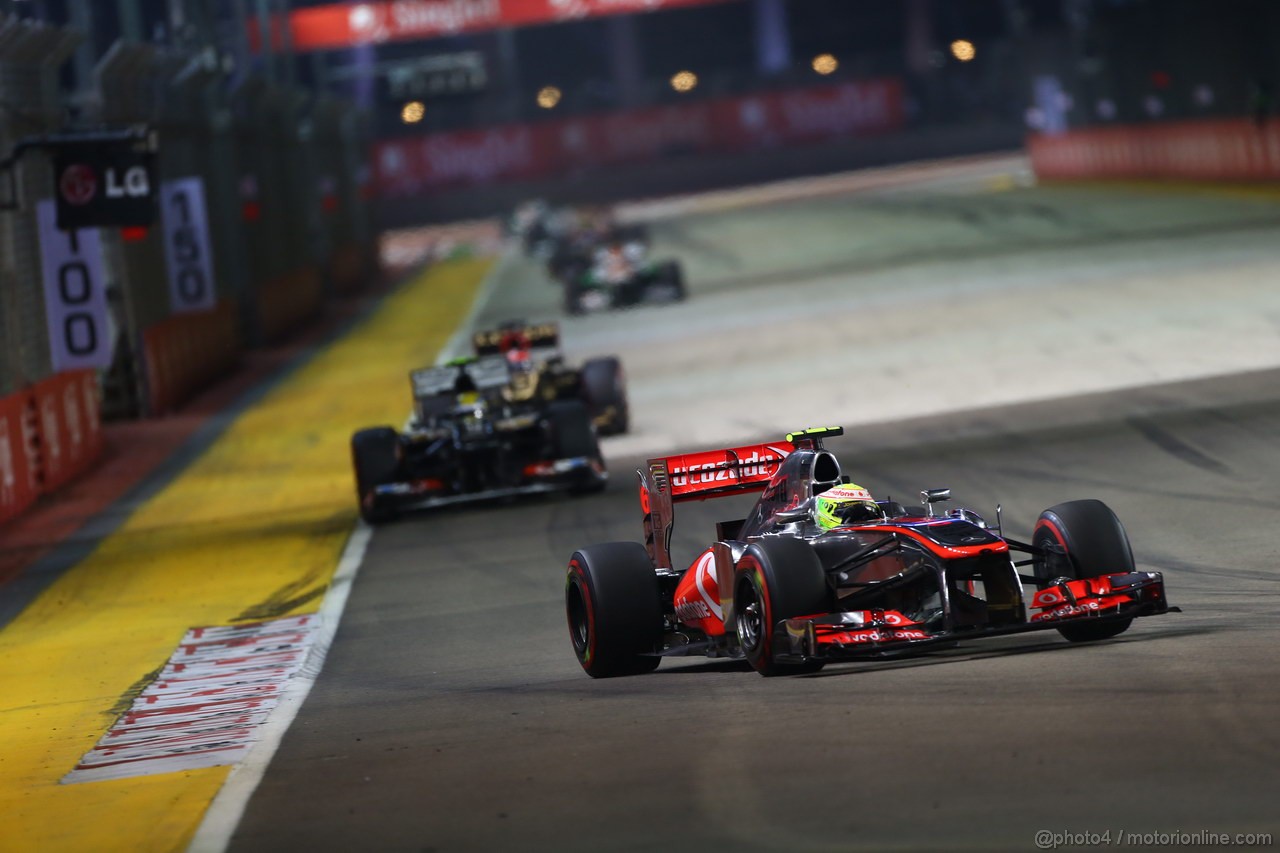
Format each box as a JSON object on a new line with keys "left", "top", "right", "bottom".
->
{"left": 566, "top": 543, "right": 663, "bottom": 677}
{"left": 734, "top": 538, "right": 832, "bottom": 676}
{"left": 1033, "top": 499, "right": 1136, "bottom": 643}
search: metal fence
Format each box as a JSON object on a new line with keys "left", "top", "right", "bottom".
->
{"left": 0, "top": 18, "right": 79, "bottom": 399}
{"left": 0, "top": 13, "right": 378, "bottom": 424}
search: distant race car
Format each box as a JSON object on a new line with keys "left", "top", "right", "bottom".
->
{"left": 351, "top": 355, "right": 606, "bottom": 524}
{"left": 565, "top": 426, "right": 1176, "bottom": 677}
{"left": 561, "top": 241, "right": 685, "bottom": 315}
{"left": 472, "top": 320, "right": 630, "bottom": 435}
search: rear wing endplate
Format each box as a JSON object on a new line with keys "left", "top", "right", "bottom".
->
{"left": 637, "top": 440, "right": 792, "bottom": 569}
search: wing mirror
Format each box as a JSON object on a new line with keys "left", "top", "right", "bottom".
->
{"left": 921, "top": 488, "right": 951, "bottom": 518}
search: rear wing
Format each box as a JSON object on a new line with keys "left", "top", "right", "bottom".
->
{"left": 410, "top": 355, "right": 511, "bottom": 400}
{"left": 472, "top": 321, "right": 560, "bottom": 357}
{"left": 637, "top": 440, "right": 792, "bottom": 569}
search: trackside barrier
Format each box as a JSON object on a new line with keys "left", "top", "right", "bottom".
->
{"left": 330, "top": 242, "right": 373, "bottom": 295}
{"left": 142, "top": 301, "right": 241, "bottom": 416}
{"left": 256, "top": 267, "right": 324, "bottom": 344}
{"left": 31, "top": 370, "right": 103, "bottom": 494}
{"left": 1028, "top": 119, "right": 1280, "bottom": 181}
{"left": 0, "top": 370, "right": 103, "bottom": 525}
{"left": 0, "top": 390, "right": 39, "bottom": 525}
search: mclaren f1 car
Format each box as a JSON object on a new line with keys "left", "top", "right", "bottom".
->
{"left": 471, "top": 320, "right": 629, "bottom": 435}
{"left": 565, "top": 426, "right": 1175, "bottom": 677}
{"left": 351, "top": 355, "right": 606, "bottom": 524}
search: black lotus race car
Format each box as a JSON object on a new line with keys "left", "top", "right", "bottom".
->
{"left": 560, "top": 241, "right": 684, "bottom": 315}
{"left": 351, "top": 355, "right": 606, "bottom": 524}
{"left": 565, "top": 426, "right": 1175, "bottom": 677}
{"left": 472, "top": 321, "right": 629, "bottom": 435}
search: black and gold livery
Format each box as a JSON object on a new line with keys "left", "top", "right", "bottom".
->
{"left": 471, "top": 320, "right": 629, "bottom": 436}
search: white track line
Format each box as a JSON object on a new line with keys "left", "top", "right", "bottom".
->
{"left": 188, "top": 254, "right": 511, "bottom": 851}
{"left": 185, "top": 522, "right": 372, "bottom": 853}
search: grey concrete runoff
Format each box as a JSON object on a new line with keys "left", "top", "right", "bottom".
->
{"left": 230, "top": 163, "right": 1280, "bottom": 852}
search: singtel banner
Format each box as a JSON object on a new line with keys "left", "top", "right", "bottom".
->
{"left": 373, "top": 78, "right": 906, "bottom": 195}
{"left": 262, "top": 0, "right": 737, "bottom": 51}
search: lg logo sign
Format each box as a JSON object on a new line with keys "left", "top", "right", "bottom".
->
{"left": 57, "top": 163, "right": 150, "bottom": 206}
{"left": 52, "top": 142, "right": 156, "bottom": 229}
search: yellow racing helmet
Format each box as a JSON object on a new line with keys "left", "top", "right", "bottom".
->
{"left": 814, "top": 483, "right": 881, "bottom": 529}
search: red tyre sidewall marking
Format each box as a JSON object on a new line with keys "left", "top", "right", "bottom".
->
{"left": 567, "top": 559, "right": 596, "bottom": 667}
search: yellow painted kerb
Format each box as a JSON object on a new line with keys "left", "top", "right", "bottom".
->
{"left": 0, "top": 257, "right": 491, "bottom": 853}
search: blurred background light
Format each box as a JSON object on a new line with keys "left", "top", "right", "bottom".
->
{"left": 950, "top": 39, "right": 976, "bottom": 62}
{"left": 670, "top": 70, "right": 698, "bottom": 93}
{"left": 811, "top": 53, "right": 838, "bottom": 75}
{"left": 400, "top": 100, "right": 425, "bottom": 124}
{"left": 536, "top": 86, "right": 562, "bottom": 109}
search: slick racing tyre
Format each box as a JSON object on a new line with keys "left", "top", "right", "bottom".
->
{"left": 566, "top": 543, "right": 663, "bottom": 677}
{"left": 645, "top": 261, "right": 686, "bottom": 304}
{"left": 734, "top": 538, "right": 832, "bottom": 676}
{"left": 1032, "top": 499, "right": 1136, "bottom": 642}
{"left": 580, "top": 356, "right": 629, "bottom": 436}
{"left": 563, "top": 280, "right": 587, "bottom": 315}
{"left": 547, "top": 401, "right": 605, "bottom": 494}
{"left": 351, "top": 427, "right": 401, "bottom": 524}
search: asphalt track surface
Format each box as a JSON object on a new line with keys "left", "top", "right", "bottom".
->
{"left": 228, "top": 164, "right": 1280, "bottom": 851}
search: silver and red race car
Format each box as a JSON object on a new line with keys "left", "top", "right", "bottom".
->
{"left": 565, "top": 426, "right": 1176, "bottom": 677}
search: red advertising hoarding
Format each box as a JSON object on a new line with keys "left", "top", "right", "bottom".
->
{"left": 0, "top": 370, "right": 103, "bottom": 527}
{"left": 262, "top": 0, "right": 738, "bottom": 52}
{"left": 373, "top": 78, "right": 905, "bottom": 195}
{"left": 1028, "top": 119, "right": 1280, "bottom": 182}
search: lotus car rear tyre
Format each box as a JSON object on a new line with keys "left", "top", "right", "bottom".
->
{"left": 734, "top": 538, "right": 832, "bottom": 676}
{"left": 566, "top": 543, "right": 663, "bottom": 677}
{"left": 581, "top": 356, "right": 629, "bottom": 435}
{"left": 547, "top": 401, "right": 606, "bottom": 494}
{"left": 1033, "top": 499, "right": 1136, "bottom": 643}
{"left": 351, "top": 427, "right": 401, "bottom": 524}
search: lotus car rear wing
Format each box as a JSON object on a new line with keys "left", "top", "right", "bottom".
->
{"left": 410, "top": 355, "right": 511, "bottom": 400}
{"left": 637, "top": 440, "right": 793, "bottom": 569}
{"left": 472, "top": 321, "right": 560, "bottom": 357}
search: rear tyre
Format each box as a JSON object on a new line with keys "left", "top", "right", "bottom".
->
{"left": 646, "top": 261, "right": 686, "bottom": 304}
{"left": 580, "top": 356, "right": 629, "bottom": 436}
{"left": 563, "top": 280, "right": 587, "bottom": 315}
{"left": 351, "top": 427, "right": 401, "bottom": 524}
{"left": 1032, "top": 499, "right": 1136, "bottom": 642}
{"left": 734, "top": 538, "right": 832, "bottom": 676}
{"left": 566, "top": 543, "right": 663, "bottom": 677}
{"left": 547, "top": 401, "right": 605, "bottom": 494}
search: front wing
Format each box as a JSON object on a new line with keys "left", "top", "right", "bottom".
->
{"left": 777, "top": 571, "right": 1174, "bottom": 661}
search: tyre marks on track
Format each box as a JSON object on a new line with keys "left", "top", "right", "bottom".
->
{"left": 1126, "top": 417, "right": 1233, "bottom": 477}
